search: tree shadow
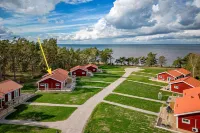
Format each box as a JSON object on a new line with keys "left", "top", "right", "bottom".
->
{"left": 26, "top": 94, "right": 42, "bottom": 102}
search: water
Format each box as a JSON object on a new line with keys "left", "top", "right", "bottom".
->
{"left": 58, "top": 44, "right": 200, "bottom": 66}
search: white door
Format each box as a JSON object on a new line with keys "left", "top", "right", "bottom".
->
{"left": 45, "top": 84, "right": 48, "bottom": 90}
{"left": 8, "top": 93, "right": 12, "bottom": 101}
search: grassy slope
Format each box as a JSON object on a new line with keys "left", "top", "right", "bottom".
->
{"left": 6, "top": 104, "right": 76, "bottom": 122}
{"left": 84, "top": 103, "right": 170, "bottom": 133}
{"left": 0, "top": 124, "right": 60, "bottom": 133}
{"left": 105, "top": 94, "right": 162, "bottom": 113}
{"left": 128, "top": 75, "right": 167, "bottom": 86}
{"left": 28, "top": 87, "right": 102, "bottom": 104}
{"left": 114, "top": 81, "right": 172, "bottom": 101}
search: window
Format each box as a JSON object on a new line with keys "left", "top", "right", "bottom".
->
{"left": 82, "top": 72, "right": 85, "bottom": 74}
{"left": 174, "top": 86, "right": 179, "bottom": 89}
{"left": 56, "top": 83, "right": 60, "bottom": 86}
{"left": 14, "top": 90, "right": 19, "bottom": 97}
{"left": 93, "top": 69, "right": 96, "bottom": 71}
{"left": 159, "top": 75, "right": 162, "bottom": 78}
{"left": 40, "top": 83, "right": 45, "bottom": 86}
{"left": 74, "top": 72, "right": 76, "bottom": 74}
{"left": 182, "top": 118, "right": 190, "bottom": 124}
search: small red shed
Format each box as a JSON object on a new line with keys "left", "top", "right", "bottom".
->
{"left": 0, "top": 80, "right": 23, "bottom": 109}
{"left": 70, "top": 66, "right": 88, "bottom": 76}
{"left": 37, "top": 68, "right": 69, "bottom": 91}
{"left": 84, "top": 64, "right": 98, "bottom": 72}
{"left": 170, "top": 77, "right": 200, "bottom": 93}
{"left": 174, "top": 87, "right": 200, "bottom": 132}
{"left": 157, "top": 68, "right": 191, "bottom": 82}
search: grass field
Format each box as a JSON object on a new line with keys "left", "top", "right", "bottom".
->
{"left": 105, "top": 94, "right": 162, "bottom": 113}
{"left": 128, "top": 75, "right": 168, "bottom": 86}
{"left": 114, "top": 81, "right": 172, "bottom": 101}
{"left": 76, "top": 81, "right": 109, "bottom": 87}
{"left": 28, "top": 87, "right": 102, "bottom": 104}
{"left": 99, "top": 65, "right": 126, "bottom": 71}
{"left": 84, "top": 103, "right": 170, "bottom": 133}
{"left": 0, "top": 124, "right": 60, "bottom": 133}
{"left": 140, "top": 67, "right": 171, "bottom": 74}
{"left": 6, "top": 104, "right": 76, "bottom": 122}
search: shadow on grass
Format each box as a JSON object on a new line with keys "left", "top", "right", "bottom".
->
{"left": 27, "top": 94, "right": 42, "bottom": 102}
{"left": 0, "top": 124, "right": 58, "bottom": 133}
{"left": 6, "top": 105, "right": 55, "bottom": 121}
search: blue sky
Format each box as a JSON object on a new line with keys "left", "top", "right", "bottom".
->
{"left": 0, "top": 0, "right": 200, "bottom": 44}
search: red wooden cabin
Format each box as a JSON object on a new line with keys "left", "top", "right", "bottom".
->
{"left": 70, "top": 65, "right": 88, "bottom": 76}
{"left": 169, "top": 77, "right": 200, "bottom": 93}
{"left": 0, "top": 80, "right": 22, "bottom": 109}
{"left": 174, "top": 87, "right": 200, "bottom": 132}
{"left": 157, "top": 68, "right": 191, "bottom": 82}
{"left": 84, "top": 64, "right": 98, "bottom": 72}
{"left": 37, "top": 68, "right": 70, "bottom": 91}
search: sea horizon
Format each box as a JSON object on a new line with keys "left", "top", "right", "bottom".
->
{"left": 58, "top": 44, "right": 200, "bottom": 66}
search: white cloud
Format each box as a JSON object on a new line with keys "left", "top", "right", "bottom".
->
{"left": 55, "top": 20, "right": 64, "bottom": 24}
{"left": 59, "top": 0, "right": 200, "bottom": 42}
{"left": 193, "top": 0, "right": 200, "bottom": 8}
{"left": 38, "top": 16, "right": 49, "bottom": 23}
{"left": 0, "top": 0, "right": 93, "bottom": 15}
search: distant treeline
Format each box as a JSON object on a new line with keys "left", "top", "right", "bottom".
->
{"left": 0, "top": 38, "right": 113, "bottom": 81}
{"left": 115, "top": 52, "right": 200, "bottom": 79}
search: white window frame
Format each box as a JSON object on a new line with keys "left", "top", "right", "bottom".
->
{"left": 14, "top": 90, "right": 19, "bottom": 97}
{"left": 40, "top": 83, "right": 45, "bottom": 86}
{"left": 159, "top": 75, "right": 162, "bottom": 78}
{"left": 74, "top": 72, "right": 76, "bottom": 74}
{"left": 174, "top": 86, "right": 179, "bottom": 89}
{"left": 182, "top": 118, "right": 190, "bottom": 124}
{"left": 56, "top": 83, "right": 60, "bottom": 86}
{"left": 82, "top": 72, "right": 85, "bottom": 74}
{"left": 93, "top": 69, "right": 96, "bottom": 71}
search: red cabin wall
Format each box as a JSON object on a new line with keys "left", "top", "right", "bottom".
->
{"left": 39, "top": 78, "right": 62, "bottom": 90}
{"left": 157, "top": 73, "right": 175, "bottom": 81}
{"left": 171, "top": 82, "right": 193, "bottom": 93}
{"left": 72, "top": 69, "right": 87, "bottom": 76}
{"left": 178, "top": 113, "right": 200, "bottom": 132}
{"left": 86, "top": 66, "right": 97, "bottom": 72}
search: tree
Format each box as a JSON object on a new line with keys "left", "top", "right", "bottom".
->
{"left": 146, "top": 52, "right": 157, "bottom": 67}
{"left": 134, "top": 58, "right": 139, "bottom": 65}
{"left": 139, "top": 56, "right": 147, "bottom": 65}
{"left": 119, "top": 57, "right": 126, "bottom": 65}
{"left": 158, "top": 56, "right": 167, "bottom": 67}
{"left": 188, "top": 53, "right": 200, "bottom": 77}
{"left": 129, "top": 57, "right": 135, "bottom": 66}
{"left": 126, "top": 57, "right": 132, "bottom": 66}
{"left": 173, "top": 57, "right": 184, "bottom": 68}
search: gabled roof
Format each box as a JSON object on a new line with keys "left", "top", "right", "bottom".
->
{"left": 84, "top": 64, "right": 98, "bottom": 69}
{"left": 158, "top": 68, "right": 191, "bottom": 78}
{"left": 70, "top": 65, "right": 88, "bottom": 72}
{"left": 38, "top": 68, "right": 69, "bottom": 83}
{"left": 167, "top": 70, "right": 183, "bottom": 77}
{"left": 183, "top": 87, "right": 200, "bottom": 97}
{"left": 0, "top": 80, "right": 23, "bottom": 98}
{"left": 170, "top": 77, "right": 200, "bottom": 88}
{"left": 174, "top": 87, "right": 200, "bottom": 116}
{"left": 175, "top": 68, "right": 191, "bottom": 75}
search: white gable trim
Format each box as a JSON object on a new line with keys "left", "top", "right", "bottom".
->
{"left": 157, "top": 71, "right": 176, "bottom": 78}
{"left": 170, "top": 81, "right": 194, "bottom": 88}
{"left": 71, "top": 68, "right": 88, "bottom": 73}
{"left": 37, "top": 77, "right": 63, "bottom": 84}
{"left": 174, "top": 111, "right": 200, "bottom": 116}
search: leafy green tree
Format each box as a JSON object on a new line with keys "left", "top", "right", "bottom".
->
{"left": 158, "top": 56, "right": 167, "bottom": 67}
{"left": 173, "top": 57, "right": 184, "bottom": 68}
{"left": 145, "top": 52, "right": 157, "bottom": 66}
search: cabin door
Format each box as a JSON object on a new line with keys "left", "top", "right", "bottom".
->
{"left": 45, "top": 83, "right": 48, "bottom": 90}
{"left": 167, "top": 77, "right": 171, "bottom": 81}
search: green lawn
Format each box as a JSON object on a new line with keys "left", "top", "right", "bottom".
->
{"left": 76, "top": 81, "right": 109, "bottom": 87}
{"left": 128, "top": 75, "right": 167, "bottom": 86}
{"left": 0, "top": 124, "right": 60, "bottom": 133}
{"left": 132, "top": 72, "right": 156, "bottom": 77}
{"left": 84, "top": 103, "right": 170, "bottom": 133}
{"left": 114, "top": 81, "right": 172, "bottom": 101}
{"left": 99, "top": 65, "right": 126, "bottom": 71}
{"left": 6, "top": 104, "right": 76, "bottom": 122}
{"left": 105, "top": 94, "right": 162, "bottom": 113}
{"left": 28, "top": 87, "right": 102, "bottom": 104}
{"left": 140, "top": 67, "right": 172, "bottom": 74}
